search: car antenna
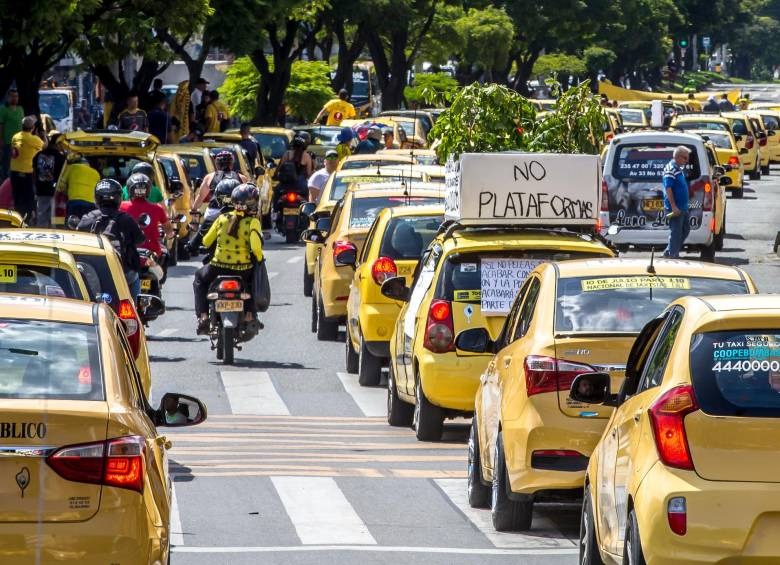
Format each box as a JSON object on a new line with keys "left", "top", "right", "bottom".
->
{"left": 647, "top": 248, "right": 656, "bottom": 274}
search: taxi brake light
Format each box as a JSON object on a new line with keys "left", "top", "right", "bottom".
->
{"left": 746, "top": 135, "right": 755, "bottom": 149}
{"left": 667, "top": 497, "right": 687, "bottom": 535}
{"left": 423, "top": 299, "right": 454, "bottom": 353}
{"left": 118, "top": 299, "right": 140, "bottom": 357}
{"left": 371, "top": 256, "right": 398, "bottom": 285}
{"left": 648, "top": 385, "right": 698, "bottom": 470}
{"left": 523, "top": 356, "right": 596, "bottom": 396}
{"left": 727, "top": 155, "right": 740, "bottom": 167}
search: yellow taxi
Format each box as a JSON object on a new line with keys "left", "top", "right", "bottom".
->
{"left": 745, "top": 111, "right": 774, "bottom": 175}
{"left": 302, "top": 167, "right": 428, "bottom": 297}
{"left": 0, "top": 209, "right": 24, "bottom": 227}
{"left": 721, "top": 111, "right": 762, "bottom": 180}
{"left": 459, "top": 258, "right": 756, "bottom": 531}
{"left": 0, "top": 294, "right": 205, "bottom": 564}
{"left": 689, "top": 129, "right": 744, "bottom": 198}
{"left": 305, "top": 183, "right": 445, "bottom": 341}
{"left": 576, "top": 294, "right": 778, "bottom": 564}
{"left": 0, "top": 229, "right": 159, "bottom": 397}
{"left": 344, "top": 204, "right": 445, "bottom": 385}
{"left": 159, "top": 143, "right": 214, "bottom": 188}
{"left": 603, "top": 107, "right": 623, "bottom": 144}
{"left": 155, "top": 147, "right": 195, "bottom": 261}
{"left": 379, "top": 148, "right": 439, "bottom": 166}
{"left": 237, "top": 126, "right": 295, "bottom": 163}
{"left": 341, "top": 118, "right": 427, "bottom": 149}
{"left": 0, "top": 243, "right": 90, "bottom": 300}
{"left": 616, "top": 107, "right": 649, "bottom": 130}
{"left": 55, "top": 130, "right": 168, "bottom": 226}
{"left": 748, "top": 108, "right": 780, "bottom": 163}
{"left": 336, "top": 152, "right": 418, "bottom": 171}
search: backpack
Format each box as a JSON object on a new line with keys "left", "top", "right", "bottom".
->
{"left": 276, "top": 160, "right": 298, "bottom": 185}
{"left": 89, "top": 211, "right": 129, "bottom": 266}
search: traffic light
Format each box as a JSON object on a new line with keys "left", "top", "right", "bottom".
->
{"left": 679, "top": 38, "right": 689, "bottom": 48}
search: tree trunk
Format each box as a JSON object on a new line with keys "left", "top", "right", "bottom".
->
{"left": 250, "top": 49, "right": 294, "bottom": 126}
{"left": 331, "top": 23, "right": 365, "bottom": 95}
{"left": 510, "top": 51, "right": 540, "bottom": 96}
{"left": 15, "top": 65, "right": 45, "bottom": 117}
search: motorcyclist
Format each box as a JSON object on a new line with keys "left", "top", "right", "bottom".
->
{"left": 122, "top": 162, "right": 165, "bottom": 203}
{"left": 119, "top": 173, "right": 173, "bottom": 267}
{"left": 187, "top": 177, "right": 240, "bottom": 253}
{"left": 193, "top": 184, "right": 264, "bottom": 335}
{"left": 77, "top": 178, "right": 145, "bottom": 299}
{"left": 190, "top": 150, "right": 247, "bottom": 215}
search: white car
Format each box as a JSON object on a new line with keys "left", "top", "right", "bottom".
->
{"left": 600, "top": 131, "right": 726, "bottom": 260}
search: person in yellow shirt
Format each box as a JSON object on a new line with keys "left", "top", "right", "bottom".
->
{"left": 59, "top": 158, "right": 100, "bottom": 218}
{"left": 10, "top": 115, "right": 47, "bottom": 221}
{"left": 315, "top": 89, "right": 357, "bottom": 126}
{"left": 686, "top": 93, "right": 702, "bottom": 112}
{"left": 205, "top": 90, "right": 231, "bottom": 133}
{"left": 193, "top": 184, "right": 264, "bottom": 334}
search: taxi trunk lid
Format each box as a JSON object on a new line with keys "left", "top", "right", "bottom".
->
{"left": 554, "top": 336, "right": 635, "bottom": 418}
{"left": 0, "top": 400, "right": 107, "bottom": 522}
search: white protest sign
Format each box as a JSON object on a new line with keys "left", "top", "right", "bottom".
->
{"left": 480, "top": 258, "right": 543, "bottom": 314}
{"left": 445, "top": 153, "right": 600, "bottom": 226}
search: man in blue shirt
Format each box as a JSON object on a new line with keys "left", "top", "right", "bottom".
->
{"left": 662, "top": 146, "right": 691, "bottom": 258}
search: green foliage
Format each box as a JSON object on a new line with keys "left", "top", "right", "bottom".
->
{"left": 530, "top": 81, "right": 606, "bottom": 154}
{"left": 583, "top": 47, "right": 616, "bottom": 75}
{"left": 405, "top": 73, "right": 458, "bottom": 107}
{"left": 285, "top": 60, "right": 335, "bottom": 122}
{"left": 532, "top": 53, "right": 587, "bottom": 78}
{"left": 455, "top": 6, "right": 515, "bottom": 72}
{"left": 221, "top": 57, "right": 262, "bottom": 122}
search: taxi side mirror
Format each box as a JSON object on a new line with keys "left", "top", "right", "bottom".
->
{"left": 734, "top": 135, "right": 743, "bottom": 143}
{"left": 769, "top": 130, "right": 776, "bottom": 137}
{"left": 169, "top": 180, "right": 183, "bottom": 193}
{"left": 154, "top": 393, "right": 207, "bottom": 427}
{"left": 334, "top": 247, "right": 357, "bottom": 267}
{"left": 314, "top": 217, "right": 331, "bottom": 233}
{"left": 455, "top": 327, "right": 494, "bottom": 354}
{"left": 193, "top": 177, "right": 203, "bottom": 188}
{"left": 380, "top": 276, "right": 410, "bottom": 302}
{"left": 569, "top": 372, "right": 616, "bottom": 406}
{"left": 719, "top": 176, "right": 732, "bottom": 186}
{"left": 713, "top": 165, "right": 726, "bottom": 178}
{"left": 301, "top": 229, "right": 326, "bottom": 244}
{"left": 255, "top": 165, "right": 265, "bottom": 176}
{"left": 300, "top": 202, "right": 317, "bottom": 219}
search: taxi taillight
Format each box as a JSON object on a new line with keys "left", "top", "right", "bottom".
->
{"left": 118, "top": 299, "right": 141, "bottom": 358}
{"left": 523, "top": 356, "right": 596, "bottom": 396}
{"left": 746, "top": 135, "right": 755, "bottom": 149}
{"left": 423, "top": 299, "right": 454, "bottom": 353}
{"left": 371, "top": 256, "right": 397, "bottom": 285}
{"left": 46, "top": 436, "right": 145, "bottom": 493}
{"left": 648, "top": 385, "right": 698, "bottom": 470}
{"left": 728, "top": 155, "right": 740, "bottom": 167}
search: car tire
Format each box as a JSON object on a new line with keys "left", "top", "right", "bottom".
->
{"left": 310, "top": 295, "right": 317, "bottom": 333}
{"left": 358, "top": 335, "right": 382, "bottom": 386}
{"left": 749, "top": 167, "right": 761, "bottom": 180}
{"left": 580, "top": 484, "right": 604, "bottom": 565}
{"left": 345, "top": 327, "right": 359, "bottom": 374}
{"left": 624, "top": 509, "right": 647, "bottom": 565}
{"left": 733, "top": 185, "right": 744, "bottom": 198}
{"left": 700, "top": 242, "right": 716, "bottom": 262}
{"left": 285, "top": 230, "right": 297, "bottom": 244}
{"left": 762, "top": 164, "right": 771, "bottom": 176}
{"left": 467, "top": 418, "right": 491, "bottom": 509}
{"left": 316, "top": 292, "right": 338, "bottom": 341}
{"left": 387, "top": 364, "right": 413, "bottom": 427}
{"left": 491, "top": 432, "right": 533, "bottom": 532}
{"left": 713, "top": 212, "right": 725, "bottom": 251}
{"left": 303, "top": 263, "right": 314, "bottom": 297}
{"left": 413, "top": 377, "right": 443, "bottom": 441}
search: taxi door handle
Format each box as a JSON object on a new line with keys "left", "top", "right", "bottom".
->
{"left": 633, "top": 410, "right": 643, "bottom": 422}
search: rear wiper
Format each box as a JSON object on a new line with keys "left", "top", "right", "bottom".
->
{"left": 3, "top": 348, "right": 38, "bottom": 356}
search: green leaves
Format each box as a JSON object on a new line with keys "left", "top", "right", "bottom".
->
{"left": 221, "top": 56, "right": 263, "bottom": 122}
{"left": 285, "top": 60, "right": 335, "bottom": 122}
{"left": 405, "top": 73, "right": 458, "bottom": 106}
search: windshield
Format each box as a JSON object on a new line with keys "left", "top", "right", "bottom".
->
{"left": 330, "top": 175, "right": 403, "bottom": 201}
{"left": 555, "top": 276, "right": 748, "bottom": 333}
{"left": 379, "top": 215, "right": 443, "bottom": 260}
{"left": 691, "top": 331, "right": 780, "bottom": 417}
{"left": 763, "top": 115, "right": 780, "bottom": 130}
{"left": 700, "top": 133, "right": 733, "bottom": 149}
{"left": 612, "top": 143, "right": 701, "bottom": 181}
{"left": 39, "top": 92, "right": 70, "bottom": 120}
{"left": 253, "top": 133, "right": 289, "bottom": 160}
{"left": 301, "top": 128, "right": 340, "bottom": 145}
{"left": 0, "top": 265, "right": 82, "bottom": 299}
{"left": 349, "top": 196, "right": 442, "bottom": 229}
{"left": 618, "top": 109, "right": 645, "bottom": 124}
{"left": 0, "top": 319, "right": 102, "bottom": 400}
{"left": 676, "top": 121, "right": 729, "bottom": 132}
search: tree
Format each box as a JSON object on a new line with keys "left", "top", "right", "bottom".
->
{"left": 220, "top": 56, "right": 261, "bottom": 122}
{"left": 532, "top": 53, "right": 587, "bottom": 80}
{"left": 405, "top": 72, "right": 458, "bottom": 107}
{"left": 285, "top": 60, "right": 335, "bottom": 122}
{"left": 455, "top": 6, "right": 514, "bottom": 83}
{"left": 583, "top": 46, "right": 616, "bottom": 81}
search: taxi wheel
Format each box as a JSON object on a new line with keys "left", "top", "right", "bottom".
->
{"left": 303, "top": 264, "right": 314, "bottom": 297}
{"left": 700, "top": 243, "right": 715, "bottom": 262}
{"left": 580, "top": 484, "right": 604, "bottom": 565}
{"left": 713, "top": 212, "right": 725, "bottom": 251}
{"left": 624, "top": 509, "right": 646, "bottom": 565}
{"left": 316, "top": 293, "right": 338, "bottom": 341}
{"left": 762, "top": 164, "right": 771, "bottom": 176}
{"left": 345, "top": 327, "right": 359, "bottom": 374}
{"left": 310, "top": 296, "right": 317, "bottom": 333}
{"left": 749, "top": 167, "right": 761, "bottom": 180}
{"left": 358, "top": 336, "right": 382, "bottom": 386}
{"left": 491, "top": 432, "right": 533, "bottom": 531}
{"left": 387, "top": 364, "right": 413, "bottom": 427}
{"left": 467, "top": 419, "right": 490, "bottom": 508}
{"left": 733, "top": 185, "right": 744, "bottom": 198}
{"left": 413, "top": 378, "right": 443, "bottom": 441}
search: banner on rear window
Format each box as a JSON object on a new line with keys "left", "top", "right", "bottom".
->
{"left": 480, "top": 258, "right": 542, "bottom": 314}
{"left": 445, "top": 153, "right": 600, "bottom": 226}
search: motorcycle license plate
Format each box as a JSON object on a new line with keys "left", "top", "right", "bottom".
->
{"left": 643, "top": 199, "right": 664, "bottom": 212}
{"left": 283, "top": 208, "right": 299, "bottom": 216}
{"left": 215, "top": 299, "right": 244, "bottom": 312}
{"left": 140, "top": 278, "right": 152, "bottom": 291}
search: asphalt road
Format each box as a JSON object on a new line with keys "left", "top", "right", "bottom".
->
{"left": 150, "top": 167, "right": 780, "bottom": 565}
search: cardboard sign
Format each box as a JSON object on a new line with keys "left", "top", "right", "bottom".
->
{"left": 445, "top": 153, "right": 600, "bottom": 226}
{"left": 480, "top": 258, "right": 543, "bottom": 314}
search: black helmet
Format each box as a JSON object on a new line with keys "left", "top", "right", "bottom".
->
{"left": 127, "top": 173, "right": 152, "bottom": 199}
{"left": 94, "top": 178, "right": 123, "bottom": 208}
{"left": 296, "top": 131, "right": 311, "bottom": 147}
{"left": 231, "top": 184, "right": 252, "bottom": 212}
{"left": 131, "top": 162, "right": 154, "bottom": 178}
{"left": 244, "top": 183, "right": 260, "bottom": 214}
{"left": 215, "top": 177, "right": 241, "bottom": 207}
{"left": 292, "top": 135, "right": 306, "bottom": 149}
{"left": 215, "top": 150, "right": 234, "bottom": 169}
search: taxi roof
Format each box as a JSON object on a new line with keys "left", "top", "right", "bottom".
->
{"left": 0, "top": 241, "right": 76, "bottom": 264}
{"left": 158, "top": 144, "right": 208, "bottom": 155}
{"left": 674, "top": 114, "right": 730, "bottom": 124}
{"left": 342, "top": 154, "right": 416, "bottom": 164}
{"left": 434, "top": 227, "right": 614, "bottom": 255}
{"left": 550, "top": 257, "right": 745, "bottom": 280}
{"left": 0, "top": 293, "right": 97, "bottom": 324}
{"left": 371, "top": 148, "right": 436, "bottom": 157}
{"left": 611, "top": 130, "right": 705, "bottom": 145}
{"left": 335, "top": 167, "right": 424, "bottom": 179}
{"left": 63, "top": 129, "right": 159, "bottom": 154}
{"left": 385, "top": 203, "right": 445, "bottom": 218}
{"left": 694, "top": 294, "right": 780, "bottom": 312}
{"left": 345, "top": 182, "right": 445, "bottom": 196}
{"left": 0, "top": 229, "right": 108, "bottom": 252}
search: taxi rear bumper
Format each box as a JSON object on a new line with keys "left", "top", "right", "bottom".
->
{"left": 417, "top": 350, "right": 492, "bottom": 412}
{"left": 358, "top": 302, "right": 401, "bottom": 349}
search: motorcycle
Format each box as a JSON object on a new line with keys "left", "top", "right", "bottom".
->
{"left": 275, "top": 188, "right": 306, "bottom": 243}
{"left": 206, "top": 275, "right": 261, "bottom": 364}
{"left": 137, "top": 213, "right": 167, "bottom": 325}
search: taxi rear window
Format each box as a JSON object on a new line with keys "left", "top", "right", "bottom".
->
{"left": 349, "top": 196, "right": 442, "bottom": 229}
{"left": 763, "top": 115, "right": 780, "bottom": 130}
{"left": 690, "top": 331, "right": 780, "bottom": 417}
{"left": 612, "top": 143, "right": 700, "bottom": 181}
{"left": 0, "top": 320, "right": 103, "bottom": 400}
{"left": 74, "top": 254, "right": 120, "bottom": 312}
{"left": 701, "top": 133, "right": 733, "bottom": 149}
{"left": 555, "top": 276, "right": 748, "bottom": 333}
{"left": 85, "top": 156, "right": 148, "bottom": 186}
{"left": 0, "top": 265, "right": 82, "bottom": 299}
{"left": 676, "top": 121, "right": 729, "bottom": 132}
{"left": 185, "top": 155, "right": 208, "bottom": 181}
{"left": 727, "top": 118, "right": 749, "bottom": 136}
{"left": 331, "top": 175, "right": 401, "bottom": 201}
{"left": 618, "top": 109, "right": 645, "bottom": 124}
{"left": 253, "top": 133, "right": 289, "bottom": 160}
{"left": 341, "top": 159, "right": 409, "bottom": 170}
{"left": 379, "top": 215, "right": 443, "bottom": 260}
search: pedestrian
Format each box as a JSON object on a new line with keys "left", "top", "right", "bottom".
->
{"left": 75, "top": 101, "right": 91, "bottom": 129}
{"left": 686, "top": 93, "right": 701, "bottom": 112}
{"left": 353, "top": 126, "right": 382, "bottom": 154}
{"left": 179, "top": 123, "right": 205, "bottom": 143}
{"left": 59, "top": 156, "right": 100, "bottom": 219}
{"left": 335, "top": 127, "right": 353, "bottom": 162}
{"left": 195, "top": 91, "right": 211, "bottom": 127}
{"left": 662, "top": 146, "right": 691, "bottom": 258}
{"left": 702, "top": 96, "right": 719, "bottom": 113}
{"left": 168, "top": 120, "right": 180, "bottom": 145}
{"left": 238, "top": 122, "right": 260, "bottom": 164}
{"left": 33, "top": 132, "right": 65, "bottom": 227}
{"left": 190, "top": 78, "right": 210, "bottom": 113}
{"left": 0, "top": 88, "right": 24, "bottom": 180}
{"left": 205, "top": 90, "right": 230, "bottom": 133}
{"left": 144, "top": 78, "right": 165, "bottom": 111}
{"left": 599, "top": 93, "right": 610, "bottom": 107}
{"left": 315, "top": 89, "right": 357, "bottom": 126}
{"left": 147, "top": 92, "right": 170, "bottom": 143}
{"left": 9, "top": 115, "right": 47, "bottom": 221}
{"left": 116, "top": 92, "right": 149, "bottom": 132}
{"left": 718, "top": 93, "right": 735, "bottom": 112}
{"left": 307, "top": 149, "right": 338, "bottom": 203}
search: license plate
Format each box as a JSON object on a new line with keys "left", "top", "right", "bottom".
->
{"left": 140, "top": 278, "right": 152, "bottom": 291}
{"left": 215, "top": 299, "right": 243, "bottom": 312}
{"left": 0, "top": 265, "right": 16, "bottom": 283}
{"left": 643, "top": 199, "right": 664, "bottom": 211}
{"left": 283, "top": 208, "right": 299, "bottom": 216}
